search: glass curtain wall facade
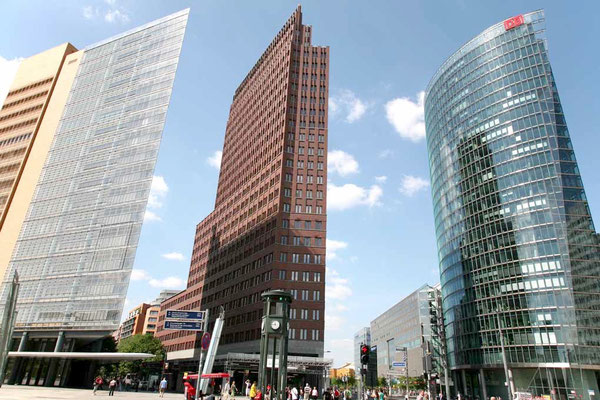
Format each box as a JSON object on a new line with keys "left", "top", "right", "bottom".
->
{"left": 426, "top": 11, "right": 600, "bottom": 399}
{"left": 4, "top": 10, "right": 188, "bottom": 335}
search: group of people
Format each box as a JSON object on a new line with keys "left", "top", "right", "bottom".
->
{"left": 364, "top": 389, "right": 388, "bottom": 400}
{"left": 244, "top": 381, "right": 351, "bottom": 400}
{"left": 92, "top": 375, "right": 168, "bottom": 396}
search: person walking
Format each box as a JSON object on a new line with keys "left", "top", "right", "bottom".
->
{"left": 159, "top": 377, "right": 168, "bottom": 397}
{"left": 323, "top": 388, "right": 333, "bottom": 400}
{"left": 312, "top": 387, "right": 319, "bottom": 400}
{"left": 93, "top": 376, "right": 103, "bottom": 395}
{"left": 304, "top": 383, "right": 312, "bottom": 400}
{"left": 250, "top": 382, "right": 258, "bottom": 399}
{"left": 291, "top": 386, "right": 299, "bottom": 400}
{"left": 109, "top": 378, "right": 117, "bottom": 396}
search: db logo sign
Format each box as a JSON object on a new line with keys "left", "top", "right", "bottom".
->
{"left": 504, "top": 15, "right": 524, "bottom": 30}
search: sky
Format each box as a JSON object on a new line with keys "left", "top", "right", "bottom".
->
{"left": 2, "top": 0, "right": 600, "bottom": 366}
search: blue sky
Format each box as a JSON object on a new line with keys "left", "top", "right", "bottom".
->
{"left": 2, "top": 0, "right": 600, "bottom": 366}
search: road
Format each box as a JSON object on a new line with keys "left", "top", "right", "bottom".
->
{"left": 0, "top": 385, "right": 184, "bottom": 399}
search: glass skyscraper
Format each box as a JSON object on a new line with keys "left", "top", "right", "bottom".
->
{"left": 426, "top": 11, "right": 600, "bottom": 399}
{"left": 0, "top": 9, "right": 188, "bottom": 387}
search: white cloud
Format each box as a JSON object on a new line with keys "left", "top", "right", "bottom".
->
{"left": 131, "top": 268, "right": 185, "bottom": 290}
{"left": 375, "top": 176, "right": 387, "bottom": 183}
{"left": 149, "top": 276, "right": 185, "bottom": 289}
{"left": 162, "top": 252, "right": 185, "bottom": 261}
{"left": 326, "top": 239, "right": 348, "bottom": 261}
{"left": 330, "top": 303, "right": 350, "bottom": 312}
{"left": 328, "top": 182, "right": 383, "bottom": 211}
{"left": 399, "top": 175, "right": 430, "bottom": 196}
{"left": 326, "top": 268, "right": 353, "bottom": 301}
{"left": 148, "top": 175, "right": 168, "bottom": 209}
{"left": 0, "top": 56, "right": 21, "bottom": 108}
{"left": 130, "top": 269, "right": 150, "bottom": 281}
{"left": 329, "top": 90, "right": 368, "bottom": 123}
{"left": 378, "top": 149, "right": 393, "bottom": 159}
{"left": 328, "top": 150, "right": 359, "bottom": 177}
{"left": 105, "top": 9, "right": 130, "bottom": 23}
{"left": 144, "top": 210, "right": 162, "bottom": 222}
{"left": 325, "top": 312, "right": 346, "bottom": 331}
{"left": 207, "top": 150, "right": 223, "bottom": 169}
{"left": 385, "top": 91, "right": 426, "bottom": 142}
{"left": 82, "top": 6, "right": 98, "bottom": 20}
{"left": 82, "top": 1, "right": 129, "bottom": 24}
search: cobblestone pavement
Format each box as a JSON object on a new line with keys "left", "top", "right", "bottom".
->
{"left": 0, "top": 385, "right": 185, "bottom": 399}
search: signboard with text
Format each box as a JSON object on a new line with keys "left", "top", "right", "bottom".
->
{"left": 166, "top": 310, "right": 206, "bottom": 321}
{"left": 164, "top": 320, "right": 204, "bottom": 331}
{"left": 504, "top": 15, "right": 524, "bottom": 31}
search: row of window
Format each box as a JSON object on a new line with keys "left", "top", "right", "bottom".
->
{"left": 289, "top": 328, "right": 320, "bottom": 341}
{"left": 280, "top": 236, "right": 323, "bottom": 246}
{"left": 289, "top": 308, "right": 321, "bottom": 320}
{"left": 288, "top": 289, "right": 321, "bottom": 301}
{"left": 283, "top": 188, "right": 324, "bottom": 199}
{"left": 282, "top": 219, "right": 324, "bottom": 230}
{"left": 282, "top": 203, "right": 324, "bottom": 214}
{"left": 279, "top": 253, "right": 323, "bottom": 264}
{"left": 285, "top": 174, "right": 325, "bottom": 184}
{"left": 279, "top": 271, "right": 321, "bottom": 282}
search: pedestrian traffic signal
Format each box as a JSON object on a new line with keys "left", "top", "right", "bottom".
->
{"left": 360, "top": 344, "right": 369, "bottom": 365}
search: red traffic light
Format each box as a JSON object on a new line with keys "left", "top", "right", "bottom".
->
{"left": 361, "top": 344, "right": 369, "bottom": 354}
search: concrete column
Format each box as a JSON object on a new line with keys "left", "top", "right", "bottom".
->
{"left": 461, "top": 370, "right": 468, "bottom": 397}
{"left": 44, "top": 331, "right": 65, "bottom": 387}
{"left": 8, "top": 332, "right": 28, "bottom": 384}
{"left": 507, "top": 369, "right": 515, "bottom": 397}
{"left": 479, "top": 369, "right": 488, "bottom": 400}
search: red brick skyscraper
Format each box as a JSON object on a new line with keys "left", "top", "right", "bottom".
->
{"left": 158, "top": 6, "right": 329, "bottom": 362}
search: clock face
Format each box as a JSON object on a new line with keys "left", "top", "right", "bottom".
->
{"left": 271, "top": 320, "right": 281, "bottom": 330}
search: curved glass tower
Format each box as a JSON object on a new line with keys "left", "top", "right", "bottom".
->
{"left": 425, "top": 11, "right": 600, "bottom": 399}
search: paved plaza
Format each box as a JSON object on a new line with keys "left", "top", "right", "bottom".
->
{"left": 0, "top": 385, "right": 185, "bottom": 399}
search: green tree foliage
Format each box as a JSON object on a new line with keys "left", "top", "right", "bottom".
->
{"left": 117, "top": 334, "right": 165, "bottom": 376}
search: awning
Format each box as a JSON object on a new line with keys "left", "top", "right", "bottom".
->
{"left": 184, "top": 373, "right": 230, "bottom": 380}
{"left": 8, "top": 352, "right": 154, "bottom": 360}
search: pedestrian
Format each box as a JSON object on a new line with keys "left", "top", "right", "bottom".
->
{"left": 231, "top": 381, "right": 238, "bottom": 396}
{"left": 324, "top": 388, "right": 333, "bottom": 400}
{"left": 223, "top": 380, "right": 232, "bottom": 400}
{"left": 312, "top": 387, "right": 319, "bottom": 400}
{"left": 344, "top": 388, "right": 352, "bottom": 400}
{"left": 246, "top": 379, "right": 252, "bottom": 397}
{"left": 416, "top": 391, "right": 424, "bottom": 400}
{"left": 109, "top": 378, "right": 117, "bottom": 396}
{"left": 304, "top": 383, "right": 312, "bottom": 400}
{"left": 334, "top": 388, "right": 341, "bottom": 400}
{"left": 379, "top": 390, "right": 385, "bottom": 400}
{"left": 250, "top": 382, "right": 258, "bottom": 399}
{"left": 292, "top": 386, "right": 299, "bottom": 400}
{"left": 93, "top": 376, "right": 102, "bottom": 395}
{"left": 256, "top": 389, "right": 264, "bottom": 400}
{"left": 159, "top": 377, "right": 168, "bottom": 397}
{"left": 184, "top": 380, "right": 196, "bottom": 400}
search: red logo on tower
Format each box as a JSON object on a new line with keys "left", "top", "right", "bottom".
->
{"left": 504, "top": 15, "right": 524, "bottom": 30}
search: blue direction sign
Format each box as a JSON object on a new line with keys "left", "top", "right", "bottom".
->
{"left": 166, "top": 310, "right": 206, "bottom": 321}
{"left": 164, "top": 320, "right": 204, "bottom": 331}
{"left": 392, "top": 362, "right": 406, "bottom": 368}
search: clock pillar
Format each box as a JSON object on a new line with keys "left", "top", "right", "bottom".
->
{"left": 258, "top": 290, "right": 292, "bottom": 400}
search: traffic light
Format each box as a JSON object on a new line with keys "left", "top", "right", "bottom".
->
{"left": 360, "top": 344, "right": 369, "bottom": 365}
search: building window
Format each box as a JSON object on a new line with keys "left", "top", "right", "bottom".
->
{"left": 281, "top": 236, "right": 288, "bottom": 245}
{"left": 279, "top": 253, "right": 287, "bottom": 262}
{"left": 291, "top": 271, "right": 299, "bottom": 281}
{"left": 303, "top": 237, "right": 311, "bottom": 246}
{"left": 317, "top": 176, "right": 323, "bottom": 184}
{"left": 307, "top": 161, "right": 314, "bottom": 169}
{"left": 313, "top": 290, "right": 320, "bottom": 301}
{"left": 306, "top": 190, "right": 313, "bottom": 199}
{"left": 296, "top": 190, "right": 302, "bottom": 198}
{"left": 315, "top": 206, "right": 322, "bottom": 214}
{"left": 304, "top": 221, "right": 311, "bottom": 229}
{"left": 290, "top": 308, "right": 297, "bottom": 319}
{"left": 286, "top": 159, "right": 293, "bottom": 167}
{"left": 279, "top": 270, "right": 286, "bottom": 280}
{"left": 312, "top": 329, "right": 320, "bottom": 341}
{"left": 285, "top": 173, "right": 293, "bottom": 182}
{"left": 307, "top": 175, "right": 313, "bottom": 183}
{"left": 301, "top": 308, "right": 308, "bottom": 318}
{"left": 284, "top": 188, "right": 291, "bottom": 197}
{"left": 303, "top": 254, "right": 311, "bottom": 264}
{"left": 297, "top": 175, "right": 303, "bottom": 183}
{"left": 295, "top": 204, "right": 302, "bottom": 213}
{"left": 314, "top": 255, "right": 322, "bottom": 264}
{"left": 315, "top": 221, "right": 322, "bottom": 229}
{"left": 316, "top": 190, "right": 323, "bottom": 199}
{"left": 317, "top": 162, "right": 323, "bottom": 170}
{"left": 300, "top": 329, "right": 307, "bottom": 340}
{"left": 294, "top": 220, "right": 302, "bottom": 229}
{"left": 312, "top": 310, "right": 320, "bottom": 320}
{"left": 293, "top": 236, "right": 301, "bottom": 245}
{"left": 302, "top": 271, "right": 310, "bottom": 281}
{"left": 289, "top": 328, "right": 296, "bottom": 339}
{"left": 283, "top": 203, "right": 290, "bottom": 212}
{"left": 282, "top": 219, "right": 289, "bottom": 228}
{"left": 315, "top": 237, "right": 322, "bottom": 246}
{"left": 314, "top": 272, "right": 321, "bottom": 282}
{"left": 305, "top": 205, "right": 312, "bottom": 213}
{"left": 290, "top": 289, "right": 298, "bottom": 299}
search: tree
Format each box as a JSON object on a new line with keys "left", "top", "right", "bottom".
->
{"left": 117, "top": 334, "right": 165, "bottom": 376}
{"left": 377, "top": 377, "right": 388, "bottom": 388}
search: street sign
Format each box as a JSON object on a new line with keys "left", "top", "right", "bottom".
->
{"left": 164, "top": 320, "right": 204, "bottom": 331}
{"left": 392, "top": 362, "right": 406, "bottom": 367}
{"left": 166, "top": 310, "right": 206, "bottom": 321}
{"left": 201, "top": 332, "right": 211, "bottom": 350}
{"left": 395, "top": 347, "right": 406, "bottom": 352}
{"left": 370, "top": 345, "right": 377, "bottom": 351}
